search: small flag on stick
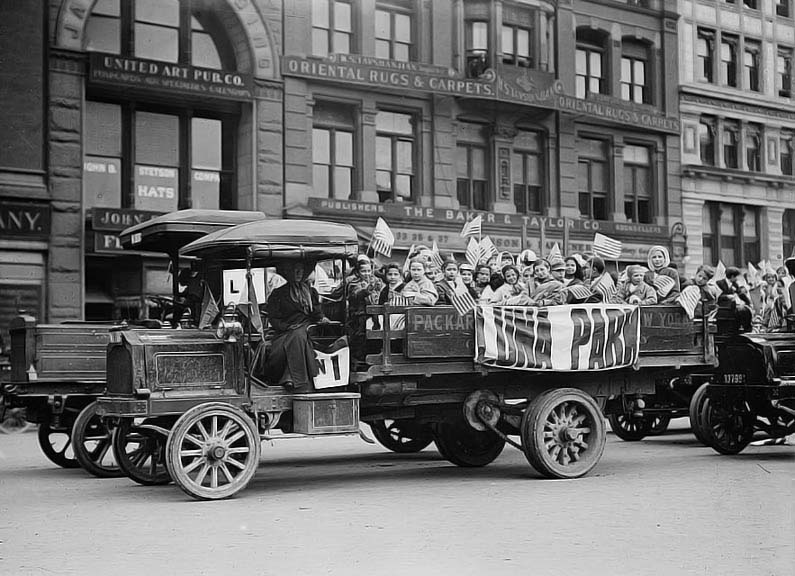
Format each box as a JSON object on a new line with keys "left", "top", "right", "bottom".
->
{"left": 592, "top": 273, "right": 617, "bottom": 302}
{"left": 652, "top": 275, "right": 676, "bottom": 298}
{"left": 198, "top": 283, "right": 220, "bottom": 329}
{"left": 479, "top": 236, "right": 498, "bottom": 262}
{"left": 712, "top": 261, "right": 726, "bottom": 284}
{"left": 430, "top": 241, "right": 444, "bottom": 269}
{"left": 460, "top": 215, "right": 482, "bottom": 239}
{"left": 566, "top": 284, "right": 593, "bottom": 302}
{"left": 466, "top": 237, "right": 480, "bottom": 268}
{"left": 676, "top": 285, "right": 701, "bottom": 320}
{"left": 450, "top": 284, "right": 478, "bottom": 317}
{"left": 371, "top": 217, "right": 395, "bottom": 257}
{"left": 548, "top": 242, "right": 561, "bottom": 261}
{"left": 593, "top": 233, "right": 623, "bottom": 260}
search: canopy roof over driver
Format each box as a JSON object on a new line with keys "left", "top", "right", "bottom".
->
{"left": 181, "top": 219, "right": 359, "bottom": 263}
{"left": 119, "top": 209, "right": 267, "bottom": 254}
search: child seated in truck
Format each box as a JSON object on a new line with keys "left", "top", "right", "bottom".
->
{"left": 402, "top": 258, "right": 439, "bottom": 306}
{"left": 612, "top": 265, "right": 657, "bottom": 306}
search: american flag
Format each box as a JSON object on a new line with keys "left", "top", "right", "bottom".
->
{"left": 388, "top": 293, "right": 413, "bottom": 307}
{"left": 466, "top": 237, "right": 480, "bottom": 268}
{"left": 593, "top": 233, "right": 623, "bottom": 260}
{"left": 712, "top": 261, "right": 726, "bottom": 283}
{"left": 768, "top": 301, "right": 782, "bottom": 330}
{"left": 479, "top": 236, "right": 498, "bottom": 262}
{"left": 548, "top": 242, "right": 562, "bottom": 261}
{"left": 430, "top": 241, "right": 444, "bottom": 269}
{"left": 566, "top": 284, "right": 593, "bottom": 302}
{"left": 652, "top": 275, "right": 676, "bottom": 298}
{"left": 371, "top": 217, "right": 395, "bottom": 257}
{"left": 460, "top": 215, "right": 482, "bottom": 239}
{"left": 198, "top": 283, "right": 220, "bottom": 329}
{"left": 592, "top": 273, "right": 617, "bottom": 302}
{"left": 451, "top": 285, "right": 478, "bottom": 317}
{"left": 676, "top": 285, "right": 701, "bottom": 320}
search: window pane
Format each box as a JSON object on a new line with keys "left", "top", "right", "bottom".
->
{"left": 517, "top": 29, "right": 529, "bottom": 56}
{"left": 85, "top": 16, "right": 120, "bottom": 54}
{"left": 743, "top": 207, "right": 757, "bottom": 237}
{"left": 511, "top": 153, "right": 523, "bottom": 182}
{"left": 395, "top": 14, "right": 411, "bottom": 43}
{"left": 192, "top": 32, "right": 223, "bottom": 69}
{"left": 333, "top": 32, "right": 350, "bottom": 54}
{"left": 576, "top": 50, "right": 587, "bottom": 74}
{"left": 377, "top": 111, "right": 412, "bottom": 134}
{"left": 621, "top": 58, "right": 631, "bottom": 81}
{"left": 502, "top": 26, "right": 514, "bottom": 55}
{"left": 313, "top": 165, "right": 329, "bottom": 196}
{"left": 719, "top": 206, "right": 735, "bottom": 236}
{"left": 590, "top": 52, "right": 601, "bottom": 76}
{"left": 313, "top": 30, "right": 329, "bottom": 56}
{"left": 457, "top": 146, "right": 469, "bottom": 178}
{"left": 376, "top": 170, "right": 391, "bottom": 190}
{"left": 376, "top": 137, "right": 391, "bottom": 170}
{"left": 136, "top": 112, "right": 179, "bottom": 165}
{"left": 312, "top": 1, "right": 329, "bottom": 28}
{"left": 135, "top": 23, "right": 178, "bottom": 62}
{"left": 375, "top": 40, "right": 390, "bottom": 59}
{"left": 593, "top": 197, "right": 607, "bottom": 220}
{"left": 335, "top": 131, "right": 353, "bottom": 166}
{"left": 577, "top": 161, "right": 589, "bottom": 190}
{"left": 634, "top": 61, "right": 645, "bottom": 83}
{"left": 192, "top": 118, "right": 222, "bottom": 170}
{"left": 313, "top": 129, "right": 330, "bottom": 164}
{"left": 471, "top": 147, "right": 486, "bottom": 179}
{"left": 702, "top": 204, "right": 713, "bottom": 234}
{"left": 375, "top": 10, "right": 390, "bottom": 38}
{"left": 93, "top": 0, "right": 119, "bottom": 17}
{"left": 191, "top": 170, "right": 220, "bottom": 210}
{"left": 526, "top": 154, "right": 541, "bottom": 185}
{"left": 395, "top": 43, "right": 409, "bottom": 62}
{"left": 84, "top": 156, "right": 121, "bottom": 208}
{"left": 334, "top": 167, "right": 352, "bottom": 199}
{"left": 335, "top": 2, "right": 351, "bottom": 32}
{"left": 471, "top": 22, "right": 487, "bottom": 50}
{"left": 591, "top": 162, "right": 606, "bottom": 192}
{"left": 136, "top": 0, "right": 179, "bottom": 26}
{"left": 396, "top": 140, "right": 413, "bottom": 173}
{"left": 86, "top": 102, "right": 121, "bottom": 156}
{"left": 395, "top": 174, "right": 412, "bottom": 199}
{"left": 134, "top": 164, "right": 178, "bottom": 211}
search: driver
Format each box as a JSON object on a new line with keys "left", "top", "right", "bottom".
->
{"left": 264, "top": 260, "right": 329, "bottom": 392}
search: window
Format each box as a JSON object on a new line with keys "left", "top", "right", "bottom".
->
{"left": 778, "top": 47, "right": 793, "bottom": 98}
{"left": 502, "top": 24, "right": 532, "bottom": 68}
{"left": 784, "top": 209, "right": 795, "bottom": 260}
{"left": 699, "top": 117, "right": 716, "bottom": 166}
{"left": 85, "top": 0, "right": 227, "bottom": 69}
{"left": 703, "top": 202, "right": 760, "bottom": 267}
{"left": 577, "top": 137, "right": 609, "bottom": 220}
{"left": 512, "top": 131, "right": 543, "bottom": 214}
{"left": 312, "top": 0, "right": 353, "bottom": 57}
{"left": 84, "top": 101, "right": 235, "bottom": 211}
{"left": 777, "top": 0, "right": 791, "bottom": 17}
{"left": 744, "top": 40, "right": 760, "bottom": 92}
{"left": 576, "top": 30, "right": 606, "bottom": 98}
{"left": 745, "top": 125, "right": 761, "bottom": 172}
{"left": 313, "top": 104, "right": 355, "bottom": 200}
{"left": 721, "top": 34, "right": 738, "bottom": 87}
{"left": 743, "top": 0, "right": 757, "bottom": 8}
{"left": 621, "top": 41, "right": 648, "bottom": 104}
{"left": 723, "top": 120, "right": 739, "bottom": 169}
{"left": 375, "top": 3, "right": 412, "bottom": 61}
{"left": 376, "top": 110, "right": 414, "bottom": 203}
{"left": 457, "top": 144, "right": 489, "bottom": 211}
{"left": 623, "top": 144, "right": 652, "bottom": 224}
{"left": 781, "top": 130, "right": 794, "bottom": 175}
{"left": 466, "top": 21, "right": 489, "bottom": 77}
{"left": 697, "top": 28, "right": 715, "bottom": 83}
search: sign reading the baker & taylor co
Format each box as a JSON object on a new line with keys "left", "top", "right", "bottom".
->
{"left": 89, "top": 53, "right": 253, "bottom": 101}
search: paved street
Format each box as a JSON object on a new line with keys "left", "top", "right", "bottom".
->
{"left": 0, "top": 419, "right": 792, "bottom": 576}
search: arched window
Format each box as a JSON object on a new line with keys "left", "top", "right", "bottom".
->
{"left": 576, "top": 28, "right": 609, "bottom": 98}
{"left": 84, "top": 0, "right": 235, "bottom": 70}
{"left": 621, "top": 39, "right": 650, "bottom": 104}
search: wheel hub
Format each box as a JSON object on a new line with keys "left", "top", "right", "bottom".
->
{"left": 206, "top": 444, "right": 227, "bottom": 462}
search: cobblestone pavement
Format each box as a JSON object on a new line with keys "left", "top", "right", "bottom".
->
{"left": 0, "top": 419, "right": 792, "bottom": 576}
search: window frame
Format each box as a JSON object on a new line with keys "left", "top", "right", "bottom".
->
{"left": 743, "top": 39, "right": 761, "bottom": 92}
{"left": 697, "top": 28, "right": 715, "bottom": 83}
{"left": 699, "top": 117, "right": 716, "bottom": 166}
{"left": 375, "top": 2, "right": 413, "bottom": 62}
{"left": 720, "top": 33, "right": 739, "bottom": 88}
{"left": 703, "top": 202, "right": 760, "bottom": 268}
{"left": 781, "top": 130, "right": 794, "bottom": 176}
{"left": 375, "top": 109, "right": 416, "bottom": 203}
{"left": 576, "top": 42, "right": 605, "bottom": 98}
{"left": 623, "top": 143, "right": 653, "bottom": 224}
{"left": 723, "top": 120, "right": 740, "bottom": 169}
{"left": 457, "top": 143, "right": 490, "bottom": 211}
{"left": 501, "top": 23, "right": 533, "bottom": 68}
{"left": 312, "top": 0, "right": 354, "bottom": 57}
{"left": 512, "top": 131, "right": 544, "bottom": 215}
{"left": 745, "top": 125, "right": 761, "bottom": 172}
{"left": 577, "top": 136, "right": 609, "bottom": 221}
{"left": 778, "top": 47, "right": 793, "bottom": 98}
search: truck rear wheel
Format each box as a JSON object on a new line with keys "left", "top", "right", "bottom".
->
{"left": 433, "top": 419, "right": 505, "bottom": 467}
{"left": 38, "top": 421, "right": 80, "bottom": 469}
{"left": 113, "top": 417, "right": 172, "bottom": 485}
{"left": 522, "top": 388, "right": 606, "bottom": 479}
{"left": 370, "top": 419, "right": 433, "bottom": 453}
{"left": 166, "top": 403, "right": 261, "bottom": 500}
{"left": 688, "top": 383, "right": 710, "bottom": 445}
{"left": 607, "top": 412, "right": 652, "bottom": 441}
{"left": 72, "top": 401, "right": 123, "bottom": 478}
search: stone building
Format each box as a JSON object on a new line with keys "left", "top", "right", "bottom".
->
{"left": 0, "top": 0, "right": 681, "bottom": 335}
{"left": 678, "top": 0, "right": 795, "bottom": 275}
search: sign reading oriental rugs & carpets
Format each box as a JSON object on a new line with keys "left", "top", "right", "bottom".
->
{"left": 475, "top": 304, "right": 641, "bottom": 371}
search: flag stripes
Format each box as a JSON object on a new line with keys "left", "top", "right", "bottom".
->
{"left": 460, "top": 215, "right": 482, "bottom": 238}
{"left": 675, "top": 285, "right": 701, "bottom": 320}
{"left": 593, "top": 233, "right": 623, "bottom": 260}
{"left": 371, "top": 217, "right": 394, "bottom": 257}
{"left": 652, "top": 275, "right": 676, "bottom": 298}
{"left": 451, "top": 289, "right": 478, "bottom": 317}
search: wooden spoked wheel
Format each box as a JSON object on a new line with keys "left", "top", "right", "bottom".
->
{"left": 607, "top": 412, "right": 652, "bottom": 441}
{"left": 166, "top": 403, "right": 261, "bottom": 500}
{"left": 521, "top": 388, "right": 606, "bottom": 479}
{"left": 370, "top": 419, "right": 433, "bottom": 453}
{"left": 700, "top": 397, "right": 755, "bottom": 455}
{"left": 72, "top": 401, "right": 123, "bottom": 478}
{"left": 37, "top": 402, "right": 83, "bottom": 469}
{"left": 112, "top": 417, "right": 173, "bottom": 485}
{"left": 648, "top": 414, "right": 672, "bottom": 435}
{"left": 433, "top": 418, "right": 505, "bottom": 467}
{"left": 688, "top": 383, "right": 711, "bottom": 445}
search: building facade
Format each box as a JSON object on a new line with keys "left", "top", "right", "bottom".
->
{"left": 679, "top": 0, "right": 795, "bottom": 276}
{"left": 0, "top": 0, "right": 681, "bottom": 337}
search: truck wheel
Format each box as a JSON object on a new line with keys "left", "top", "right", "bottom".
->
{"left": 166, "top": 403, "right": 261, "bottom": 500}
{"left": 522, "top": 388, "right": 606, "bottom": 479}
{"left": 38, "top": 421, "right": 80, "bottom": 469}
{"left": 688, "top": 383, "right": 710, "bottom": 445}
{"left": 607, "top": 412, "right": 652, "bottom": 441}
{"left": 370, "top": 419, "right": 433, "bottom": 453}
{"left": 72, "top": 401, "right": 123, "bottom": 478}
{"left": 113, "top": 417, "right": 172, "bottom": 485}
{"left": 648, "top": 414, "right": 671, "bottom": 435}
{"left": 700, "top": 397, "right": 755, "bottom": 455}
{"left": 433, "top": 419, "right": 505, "bottom": 467}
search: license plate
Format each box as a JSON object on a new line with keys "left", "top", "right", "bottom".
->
{"left": 722, "top": 373, "right": 746, "bottom": 384}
